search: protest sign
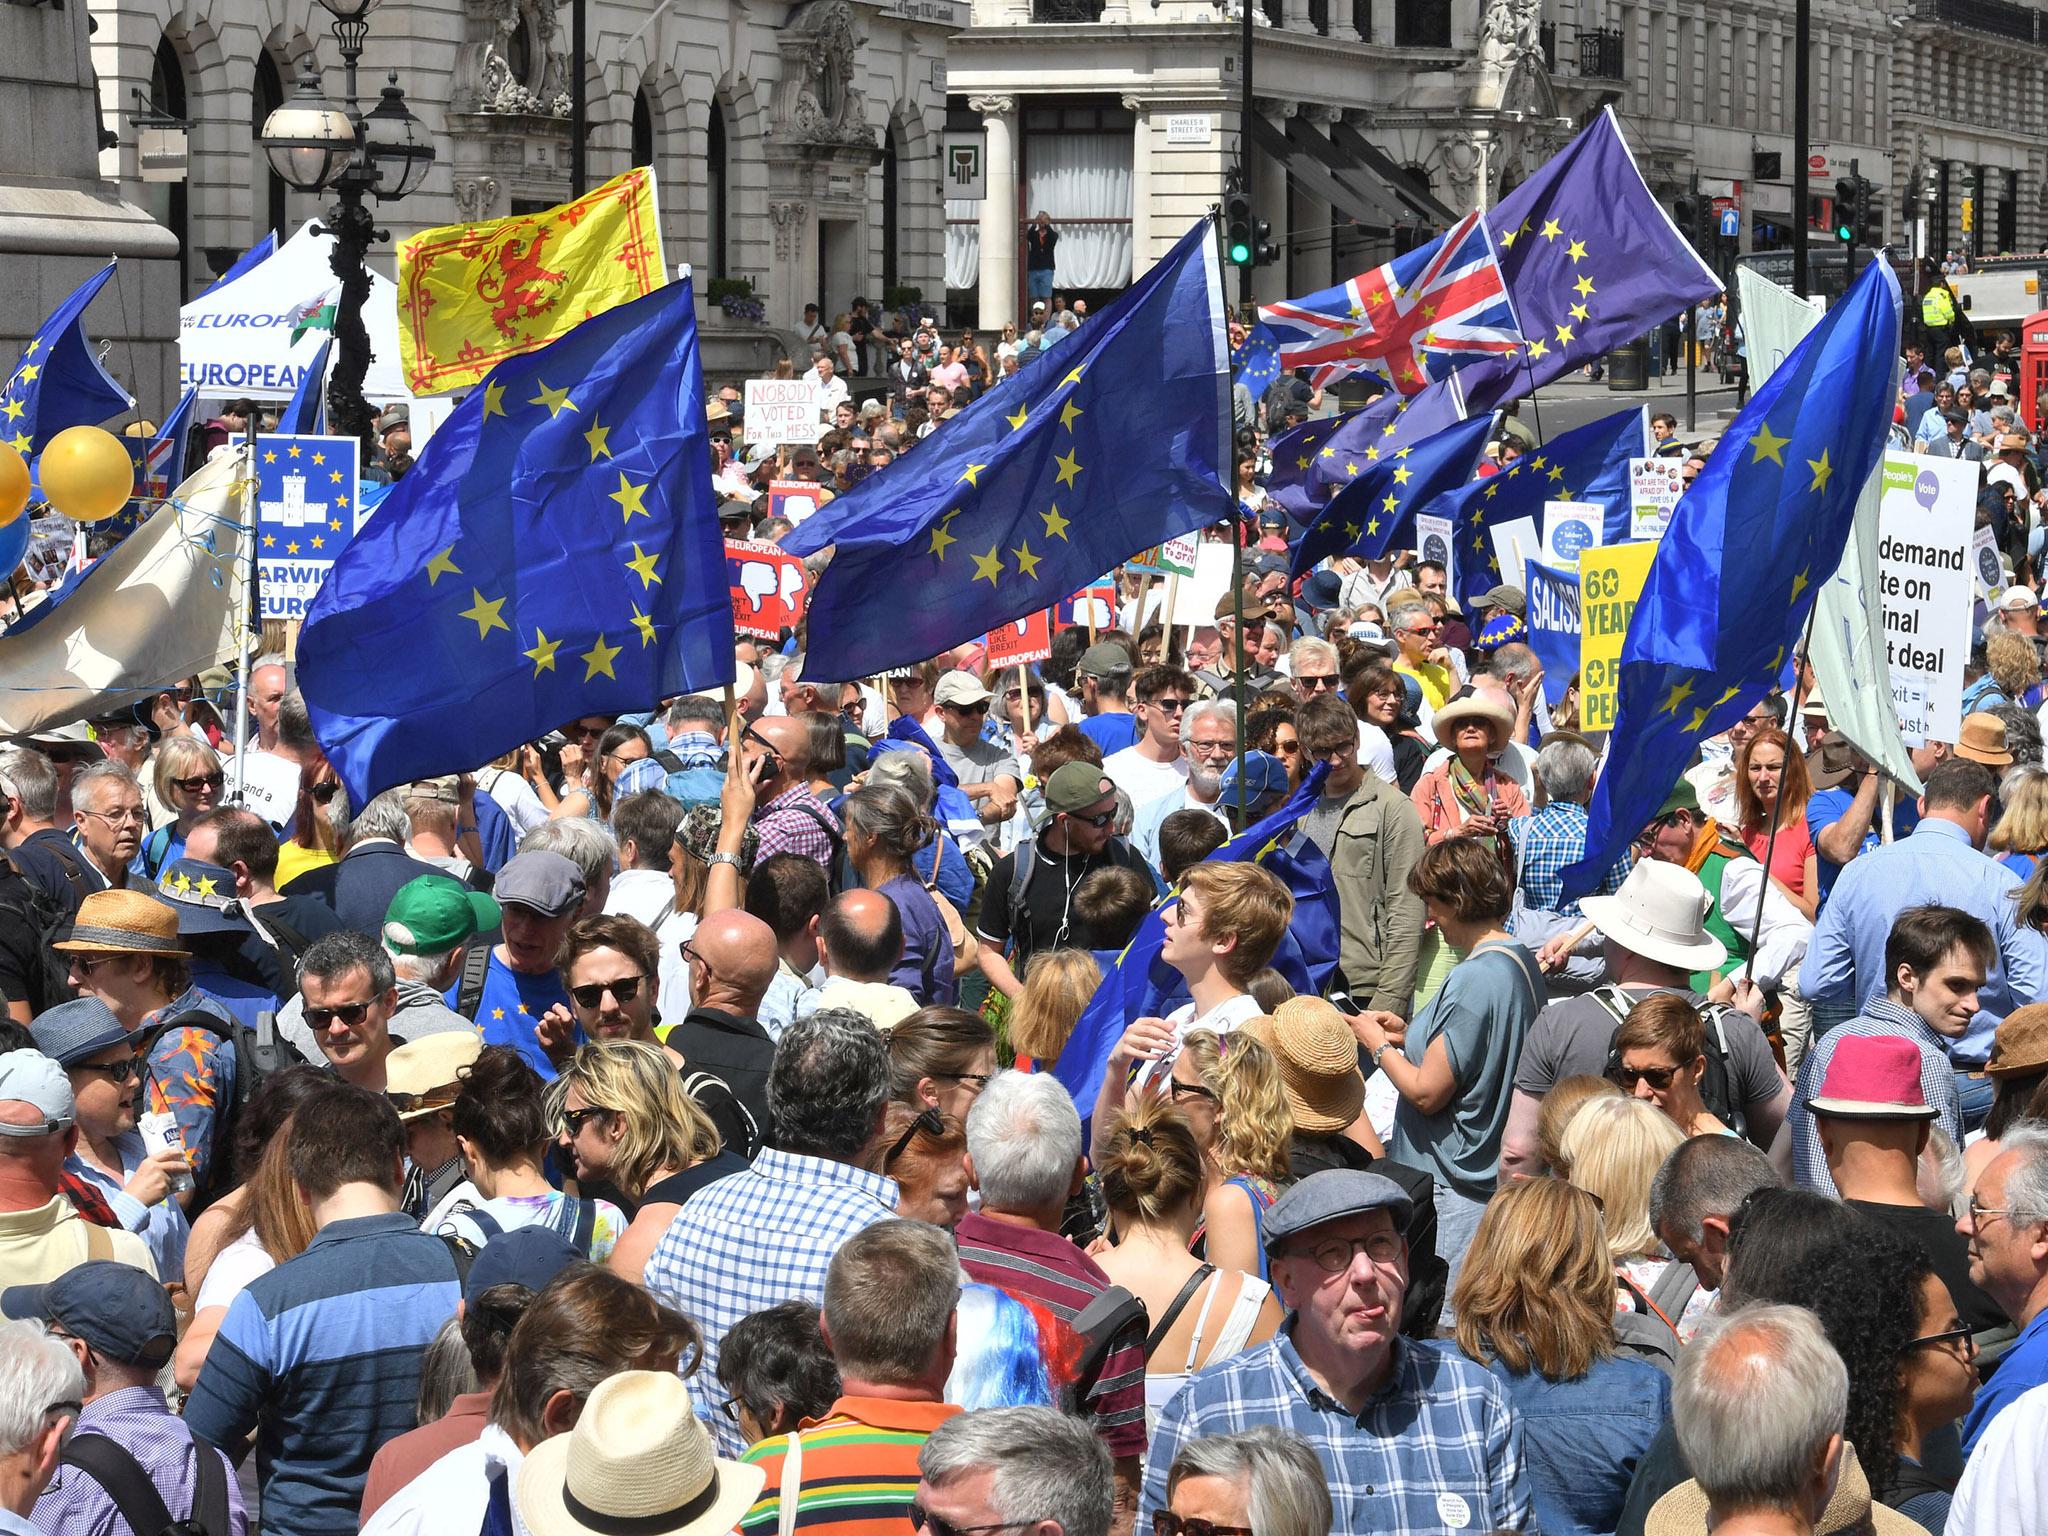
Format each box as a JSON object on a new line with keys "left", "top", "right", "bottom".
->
{"left": 725, "top": 538, "right": 808, "bottom": 639}
{"left": 744, "top": 380, "right": 823, "bottom": 447}
{"left": 1488, "top": 516, "right": 1540, "bottom": 588}
{"left": 1628, "top": 458, "right": 1684, "bottom": 541}
{"left": 254, "top": 433, "right": 364, "bottom": 620}
{"left": 1055, "top": 582, "right": 1118, "bottom": 632}
{"left": 1877, "top": 454, "right": 1974, "bottom": 745}
{"left": 987, "top": 610, "right": 1053, "bottom": 666}
{"left": 1542, "top": 500, "right": 1604, "bottom": 567}
{"left": 1577, "top": 541, "right": 1658, "bottom": 730}
{"left": 1126, "top": 533, "right": 1199, "bottom": 577}
{"left": 766, "top": 480, "right": 824, "bottom": 526}
{"left": 1415, "top": 513, "right": 1455, "bottom": 596}
{"left": 1525, "top": 560, "right": 1582, "bottom": 707}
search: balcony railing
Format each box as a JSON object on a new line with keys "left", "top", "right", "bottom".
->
{"left": 1579, "top": 27, "right": 1624, "bottom": 78}
{"left": 1911, "top": 0, "right": 2043, "bottom": 42}
{"left": 1539, "top": 20, "right": 1556, "bottom": 67}
{"left": 1031, "top": 0, "right": 1105, "bottom": 19}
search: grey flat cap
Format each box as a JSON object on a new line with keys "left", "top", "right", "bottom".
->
{"left": 1262, "top": 1168, "right": 1414, "bottom": 1251}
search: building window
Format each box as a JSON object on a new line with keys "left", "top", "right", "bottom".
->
{"left": 151, "top": 36, "right": 189, "bottom": 291}
{"left": 883, "top": 126, "right": 900, "bottom": 295}
{"left": 253, "top": 52, "right": 288, "bottom": 244}
{"left": 632, "top": 90, "right": 655, "bottom": 168}
{"left": 506, "top": 17, "right": 533, "bottom": 86}
{"left": 2000, "top": 167, "right": 2018, "bottom": 255}
{"left": 707, "top": 106, "right": 728, "bottom": 278}
{"left": 1394, "top": 0, "right": 1450, "bottom": 47}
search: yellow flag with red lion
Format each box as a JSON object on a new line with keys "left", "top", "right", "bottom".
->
{"left": 396, "top": 167, "right": 665, "bottom": 396}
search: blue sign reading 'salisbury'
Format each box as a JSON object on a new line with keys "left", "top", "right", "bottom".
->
{"left": 252, "top": 433, "right": 364, "bottom": 620}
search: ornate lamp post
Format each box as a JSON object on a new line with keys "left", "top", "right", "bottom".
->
{"left": 260, "top": 0, "right": 435, "bottom": 453}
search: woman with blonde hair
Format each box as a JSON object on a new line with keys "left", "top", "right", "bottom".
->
{"left": 1451, "top": 1179, "right": 1671, "bottom": 1536}
{"left": 1992, "top": 763, "right": 2048, "bottom": 879}
{"left": 1528, "top": 1074, "right": 1623, "bottom": 1181}
{"left": 549, "top": 1040, "right": 743, "bottom": 1283}
{"left": 136, "top": 735, "right": 226, "bottom": 880}
{"left": 1561, "top": 1095, "right": 1705, "bottom": 1338}
{"left": 1173, "top": 1028, "right": 1294, "bottom": 1279}
{"left": 1092, "top": 1096, "right": 1281, "bottom": 1429}
{"left": 1007, "top": 949, "right": 1102, "bottom": 1067}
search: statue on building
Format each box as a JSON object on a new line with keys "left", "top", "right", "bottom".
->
{"left": 1476, "top": 0, "right": 1542, "bottom": 76}
{"left": 776, "top": 0, "right": 877, "bottom": 148}
{"left": 457, "top": 0, "right": 571, "bottom": 117}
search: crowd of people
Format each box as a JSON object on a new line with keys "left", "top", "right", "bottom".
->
{"left": 9, "top": 314, "right": 2048, "bottom": 1536}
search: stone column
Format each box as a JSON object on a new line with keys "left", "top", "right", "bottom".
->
{"left": 972, "top": 94, "right": 1018, "bottom": 328}
{"left": 1123, "top": 95, "right": 1154, "bottom": 283}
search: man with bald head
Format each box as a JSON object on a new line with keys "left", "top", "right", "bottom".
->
{"left": 664, "top": 908, "right": 782, "bottom": 1143}
{"left": 809, "top": 889, "right": 918, "bottom": 1030}
{"left": 745, "top": 713, "right": 844, "bottom": 872}
{"left": 231, "top": 661, "right": 303, "bottom": 827}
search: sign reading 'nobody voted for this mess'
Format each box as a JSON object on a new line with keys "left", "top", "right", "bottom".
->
{"left": 744, "top": 380, "right": 823, "bottom": 447}
{"left": 1877, "top": 453, "right": 1974, "bottom": 745}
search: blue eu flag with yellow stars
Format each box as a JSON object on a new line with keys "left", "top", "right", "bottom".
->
{"left": 298, "top": 278, "right": 733, "bottom": 803}
{"left": 1435, "top": 406, "right": 1647, "bottom": 608}
{"left": 3, "top": 261, "right": 132, "bottom": 457}
{"left": 1289, "top": 412, "right": 1493, "bottom": 575}
{"left": 1558, "top": 255, "right": 1902, "bottom": 902}
{"left": 783, "top": 221, "right": 1233, "bottom": 678}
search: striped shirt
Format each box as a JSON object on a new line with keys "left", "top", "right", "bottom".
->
{"left": 739, "top": 1397, "right": 961, "bottom": 1536}
{"left": 183, "top": 1211, "right": 461, "bottom": 1535}
{"left": 954, "top": 1211, "right": 1148, "bottom": 1460}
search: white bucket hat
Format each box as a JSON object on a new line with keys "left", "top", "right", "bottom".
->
{"left": 518, "top": 1372, "right": 765, "bottom": 1536}
{"left": 1577, "top": 859, "right": 1728, "bottom": 972}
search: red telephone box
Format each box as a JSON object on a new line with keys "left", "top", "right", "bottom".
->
{"left": 2020, "top": 308, "right": 2048, "bottom": 433}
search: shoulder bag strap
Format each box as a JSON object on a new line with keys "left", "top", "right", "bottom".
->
{"left": 82, "top": 1220, "right": 113, "bottom": 1263}
{"left": 189, "top": 1433, "right": 231, "bottom": 1536}
{"left": 59, "top": 1433, "right": 177, "bottom": 1536}
{"left": 1143, "top": 1264, "right": 1218, "bottom": 1358}
{"left": 778, "top": 1431, "right": 805, "bottom": 1536}
{"left": 570, "top": 1194, "right": 598, "bottom": 1256}
{"left": 456, "top": 943, "right": 492, "bottom": 1021}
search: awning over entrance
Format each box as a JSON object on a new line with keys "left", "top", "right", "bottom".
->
{"left": 1247, "top": 115, "right": 1456, "bottom": 233}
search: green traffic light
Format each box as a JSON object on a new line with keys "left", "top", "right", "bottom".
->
{"left": 1228, "top": 240, "right": 1252, "bottom": 264}
{"left": 1834, "top": 223, "right": 1854, "bottom": 243}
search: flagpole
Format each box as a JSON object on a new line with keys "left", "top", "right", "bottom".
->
{"left": 1741, "top": 600, "right": 1822, "bottom": 987}
{"left": 229, "top": 428, "right": 259, "bottom": 806}
{"left": 1017, "top": 665, "right": 1033, "bottom": 742}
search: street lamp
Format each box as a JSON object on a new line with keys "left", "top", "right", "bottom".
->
{"left": 260, "top": 0, "right": 432, "bottom": 455}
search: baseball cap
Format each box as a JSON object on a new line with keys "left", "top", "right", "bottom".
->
{"left": 28, "top": 998, "right": 130, "bottom": 1067}
{"left": 492, "top": 850, "right": 586, "bottom": 918}
{"left": 406, "top": 775, "right": 461, "bottom": 803}
{"left": 1262, "top": 1169, "right": 1414, "bottom": 1251}
{"left": 464, "top": 1225, "right": 583, "bottom": 1309}
{"left": 1478, "top": 583, "right": 1527, "bottom": 618}
{"left": 718, "top": 498, "right": 755, "bottom": 526}
{"left": 1075, "top": 643, "right": 1133, "bottom": 680}
{"left": 1999, "top": 586, "right": 2040, "bottom": 612}
{"left": 1346, "top": 621, "right": 1395, "bottom": 656}
{"left": 384, "top": 875, "right": 503, "bottom": 957}
{"left": 1043, "top": 762, "right": 1114, "bottom": 817}
{"left": 934, "top": 670, "right": 993, "bottom": 708}
{"left": 0, "top": 1051, "right": 73, "bottom": 1134}
{"left": 1, "top": 1261, "right": 177, "bottom": 1368}
{"left": 1220, "top": 751, "right": 1289, "bottom": 800}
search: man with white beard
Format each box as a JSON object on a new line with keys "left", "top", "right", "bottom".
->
{"left": 1130, "top": 699, "right": 1237, "bottom": 881}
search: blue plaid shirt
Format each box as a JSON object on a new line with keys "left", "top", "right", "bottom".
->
{"left": 643, "top": 1149, "right": 898, "bottom": 1457}
{"left": 1142, "top": 1328, "right": 1532, "bottom": 1535}
{"left": 1509, "top": 800, "right": 1631, "bottom": 918}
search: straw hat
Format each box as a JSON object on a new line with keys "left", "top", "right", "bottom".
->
{"left": 1429, "top": 691, "right": 1516, "bottom": 754}
{"left": 1987, "top": 1003, "right": 2048, "bottom": 1079}
{"left": 1240, "top": 997, "right": 1365, "bottom": 1135}
{"left": 1577, "top": 860, "right": 1727, "bottom": 973}
{"left": 517, "top": 1372, "right": 764, "bottom": 1536}
{"left": 1644, "top": 1443, "right": 1922, "bottom": 1536}
{"left": 1956, "top": 712, "right": 2013, "bottom": 767}
{"left": 51, "top": 889, "right": 189, "bottom": 958}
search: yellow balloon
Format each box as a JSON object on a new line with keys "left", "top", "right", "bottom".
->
{"left": 0, "top": 441, "right": 27, "bottom": 527}
{"left": 40, "top": 425, "right": 136, "bottom": 523}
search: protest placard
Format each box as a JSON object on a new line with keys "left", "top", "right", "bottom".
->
{"left": 1488, "top": 516, "right": 1540, "bottom": 588}
{"left": 987, "top": 611, "right": 1053, "bottom": 666}
{"left": 725, "top": 538, "right": 808, "bottom": 639}
{"left": 1542, "top": 500, "right": 1604, "bottom": 567}
{"left": 254, "top": 433, "right": 364, "bottom": 620}
{"left": 1415, "top": 513, "right": 1455, "bottom": 596}
{"left": 1525, "top": 560, "right": 1582, "bottom": 707}
{"left": 766, "top": 480, "right": 824, "bottom": 526}
{"left": 1127, "top": 533, "right": 1199, "bottom": 577}
{"left": 1577, "top": 541, "right": 1658, "bottom": 730}
{"left": 1628, "top": 458, "right": 1684, "bottom": 541}
{"left": 1055, "top": 582, "right": 1118, "bottom": 632}
{"left": 744, "top": 380, "right": 823, "bottom": 447}
{"left": 1877, "top": 454, "right": 1974, "bottom": 745}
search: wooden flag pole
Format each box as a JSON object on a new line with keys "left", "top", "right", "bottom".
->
{"left": 1018, "top": 665, "right": 1033, "bottom": 740}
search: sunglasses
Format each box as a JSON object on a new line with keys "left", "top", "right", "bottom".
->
{"left": 1907, "top": 1323, "right": 1976, "bottom": 1355}
{"left": 1614, "top": 1064, "right": 1679, "bottom": 1092}
{"left": 304, "top": 1000, "right": 376, "bottom": 1029}
{"left": 911, "top": 1509, "right": 1043, "bottom": 1536}
{"left": 1149, "top": 698, "right": 1190, "bottom": 714}
{"left": 76, "top": 1057, "right": 144, "bottom": 1084}
{"left": 171, "top": 772, "right": 226, "bottom": 794}
{"left": 569, "top": 975, "right": 645, "bottom": 1010}
{"left": 947, "top": 700, "right": 990, "bottom": 715}
{"left": 885, "top": 1106, "right": 947, "bottom": 1168}
{"left": 560, "top": 1105, "right": 613, "bottom": 1137}
{"left": 1168, "top": 1078, "right": 1218, "bottom": 1104}
{"left": 1153, "top": 1518, "right": 1254, "bottom": 1536}
{"left": 1295, "top": 674, "right": 1339, "bottom": 692}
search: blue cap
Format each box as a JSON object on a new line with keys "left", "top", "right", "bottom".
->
{"left": 28, "top": 998, "right": 130, "bottom": 1067}
{"left": 2, "top": 1260, "right": 177, "bottom": 1366}
{"left": 464, "top": 1224, "right": 583, "bottom": 1308}
{"left": 1220, "top": 750, "right": 1290, "bottom": 800}
{"left": 1301, "top": 571, "right": 1344, "bottom": 611}
{"left": 153, "top": 858, "right": 252, "bottom": 936}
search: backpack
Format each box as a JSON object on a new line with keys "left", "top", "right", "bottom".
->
{"left": 138, "top": 824, "right": 179, "bottom": 883}
{"left": 464, "top": 1197, "right": 600, "bottom": 1257}
{"left": 785, "top": 799, "right": 848, "bottom": 895}
{"left": 238, "top": 903, "right": 314, "bottom": 1001}
{"left": 136, "top": 1007, "right": 294, "bottom": 1200}
{"left": 59, "top": 1430, "right": 231, "bottom": 1536}
{"left": 0, "top": 850, "right": 76, "bottom": 1016}
{"left": 1592, "top": 987, "right": 1751, "bottom": 1140}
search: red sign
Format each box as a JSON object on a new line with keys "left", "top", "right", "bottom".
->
{"left": 1054, "top": 583, "right": 1118, "bottom": 632}
{"left": 766, "top": 480, "right": 826, "bottom": 527}
{"left": 725, "top": 538, "right": 808, "bottom": 640}
{"left": 985, "top": 611, "right": 1053, "bottom": 667}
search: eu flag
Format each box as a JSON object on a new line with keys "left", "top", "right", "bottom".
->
{"left": 3, "top": 262, "right": 132, "bottom": 457}
{"left": 1558, "top": 255, "right": 1902, "bottom": 901}
{"left": 1273, "top": 383, "right": 1470, "bottom": 522}
{"left": 783, "top": 222, "right": 1233, "bottom": 679}
{"left": 104, "top": 388, "right": 200, "bottom": 546}
{"left": 1233, "top": 330, "right": 1283, "bottom": 399}
{"left": 1050, "top": 764, "right": 1341, "bottom": 1116}
{"left": 298, "top": 279, "right": 733, "bottom": 803}
{"left": 1431, "top": 406, "right": 1646, "bottom": 607}
{"left": 1290, "top": 411, "right": 1493, "bottom": 574}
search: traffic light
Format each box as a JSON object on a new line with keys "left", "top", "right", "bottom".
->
{"left": 1252, "top": 217, "right": 1279, "bottom": 267}
{"left": 1224, "top": 192, "right": 1254, "bottom": 266}
{"left": 1673, "top": 194, "right": 1698, "bottom": 237}
{"left": 1833, "top": 177, "right": 1858, "bottom": 244}
{"left": 1854, "top": 179, "right": 1882, "bottom": 250}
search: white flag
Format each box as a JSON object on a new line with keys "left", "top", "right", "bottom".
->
{"left": 1735, "top": 267, "right": 1920, "bottom": 793}
{"left": 0, "top": 447, "right": 253, "bottom": 732}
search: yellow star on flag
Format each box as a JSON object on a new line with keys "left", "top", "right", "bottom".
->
{"left": 1548, "top": 466, "right": 1564, "bottom": 482}
{"left": 971, "top": 545, "right": 1004, "bottom": 586}
{"left": 608, "top": 473, "right": 651, "bottom": 522}
{"left": 1060, "top": 400, "right": 1084, "bottom": 432}
{"left": 1062, "top": 364, "right": 1086, "bottom": 387}
{"left": 1296, "top": 456, "right": 1311, "bottom": 471}
{"left": 584, "top": 420, "right": 613, "bottom": 460}
{"left": 1527, "top": 339, "right": 1549, "bottom": 359}
{"left": 524, "top": 630, "right": 561, "bottom": 674}
{"left": 1366, "top": 516, "right": 1381, "bottom": 536}
{"left": 1790, "top": 568, "right": 1811, "bottom": 600}
{"left": 1573, "top": 275, "right": 1596, "bottom": 298}
{"left": 285, "top": 541, "right": 300, "bottom": 555}
{"left": 929, "top": 518, "right": 957, "bottom": 560}
{"left": 1012, "top": 540, "right": 1042, "bottom": 580}
{"left": 425, "top": 546, "right": 462, "bottom": 586}
{"left": 1006, "top": 405, "right": 1029, "bottom": 430}
{"left": 19, "top": 364, "right": 39, "bottom": 384}
{"left": 1713, "top": 685, "right": 1742, "bottom": 709}
{"left": 1321, "top": 446, "right": 1336, "bottom": 459}
{"left": 961, "top": 463, "right": 988, "bottom": 486}
{"left": 1749, "top": 422, "right": 1790, "bottom": 465}
{"left": 287, "top": 445, "right": 301, "bottom": 459}
{"left": 1554, "top": 322, "right": 1576, "bottom": 344}
{"left": 1041, "top": 505, "right": 1070, "bottom": 541}
{"left": 630, "top": 604, "right": 658, "bottom": 647}
{"left": 1055, "top": 449, "right": 1082, "bottom": 488}
{"left": 1541, "top": 218, "right": 1563, "bottom": 240}
{"left": 482, "top": 381, "right": 508, "bottom": 420}
{"left": 1807, "top": 450, "right": 1833, "bottom": 493}
{"left": 329, "top": 470, "right": 342, "bottom": 484}
{"left": 1365, "top": 446, "right": 1381, "bottom": 463}
{"left": 262, "top": 534, "right": 276, "bottom": 548}
{"left": 1569, "top": 303, "right": 1590, "bottom": 322}
{"left": 311, "top": 451, "right": 326, "bottom": 466}
{"left": 1566, "top": 239, "right": 1589, "bottom": 261}
{"left": 311, "top": 535, "right": 324, "bottom": 549}
{"left": 0, "top": 400, "right": 20, "bottom": 421}
{"left": 459, "top": 588, "right": 509, "bottom": 640}
{"left": 1392, "top": 467, "right": 1413, "bottom": 486}
{"left": 624, "top": 543, "right": 663, "bottom": 588}
{"left": 1343, "top": 522, "right": 1362, "bottom": 541}
{"left": 1345, "top": 462, "right": 1360, "bottom": 477}
{"left": 1382, "top": 494, "right": 1399, "bottom": 512}
{"left": 580, "top": 634, "right": 622, "bottom": 681}
{"left": 262, "top": 450, "right": 277, "bottom": 464}
{"left": 1661, "top": 676, "right": 1696, "bottom": 715}
{"left": 531, "top": 381, "right": 577, "bottom": 417}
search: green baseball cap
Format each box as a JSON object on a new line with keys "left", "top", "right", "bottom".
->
{"left": 383, "top": 875, "right": 502, "bottom": 956}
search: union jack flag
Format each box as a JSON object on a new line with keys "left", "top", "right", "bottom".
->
{"left": 1256, "top": 211, "right": 1523, "bottom": 393}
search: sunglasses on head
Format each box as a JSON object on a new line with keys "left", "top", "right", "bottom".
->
{"left": 911, "top": 1508, "right": 1048, "bottom": 1536}
{"left": 1152, "top": 1518, "right": 1253, "bottom": 1536}
{"left": 885, "top": 1106, "right": 947, "bottom": 1168}
{"left": 304, "top": 1000, "right": 376, "bottom": 1029}
{"left": 569, "top": 975, "right": 645, "bottom": 1010}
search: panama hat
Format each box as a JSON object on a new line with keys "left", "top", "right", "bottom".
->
{"left": 51, "top": 888, "right": 189, "bottom": 958}
{"left": 1241, "top": 998, "right": 1365, "bottom": 1135}
{"left": 1430, "top": 691, "right": 1516, "bottom": 753}
{"left": 517, "top": 1372, "right": 764, "bottom": 1536}
{"left": 1577, "top": 860, "right": 1727, "bottom": 972}
{"left": 1644, "top": 1444, "right": 1922, "bottom": 1536}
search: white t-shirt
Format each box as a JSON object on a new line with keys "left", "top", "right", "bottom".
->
{"left": 231, "top": 748, "right": 301, "bottom": 829}
{"left": 1133, "top": 992, "right": 1265, "bottom": 1094}
{"left": 1949, "top": 1379, "right": 2048, "bottom": 1535}
{"left": 1103, "top": 745, "right": 1189, "bottom": 808}
{"left": 1356, "top": 720, "right": 1397, "bottom": 781}
{"left": 477, "top": 767, "right": 549, "bottom": 838}
{"left": 194, "top": 1226, "right": 274, "bottom": 1315}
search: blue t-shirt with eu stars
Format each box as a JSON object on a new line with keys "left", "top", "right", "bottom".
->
{"left": 443, "top": 949, "right": 572, "bottom": 1078}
